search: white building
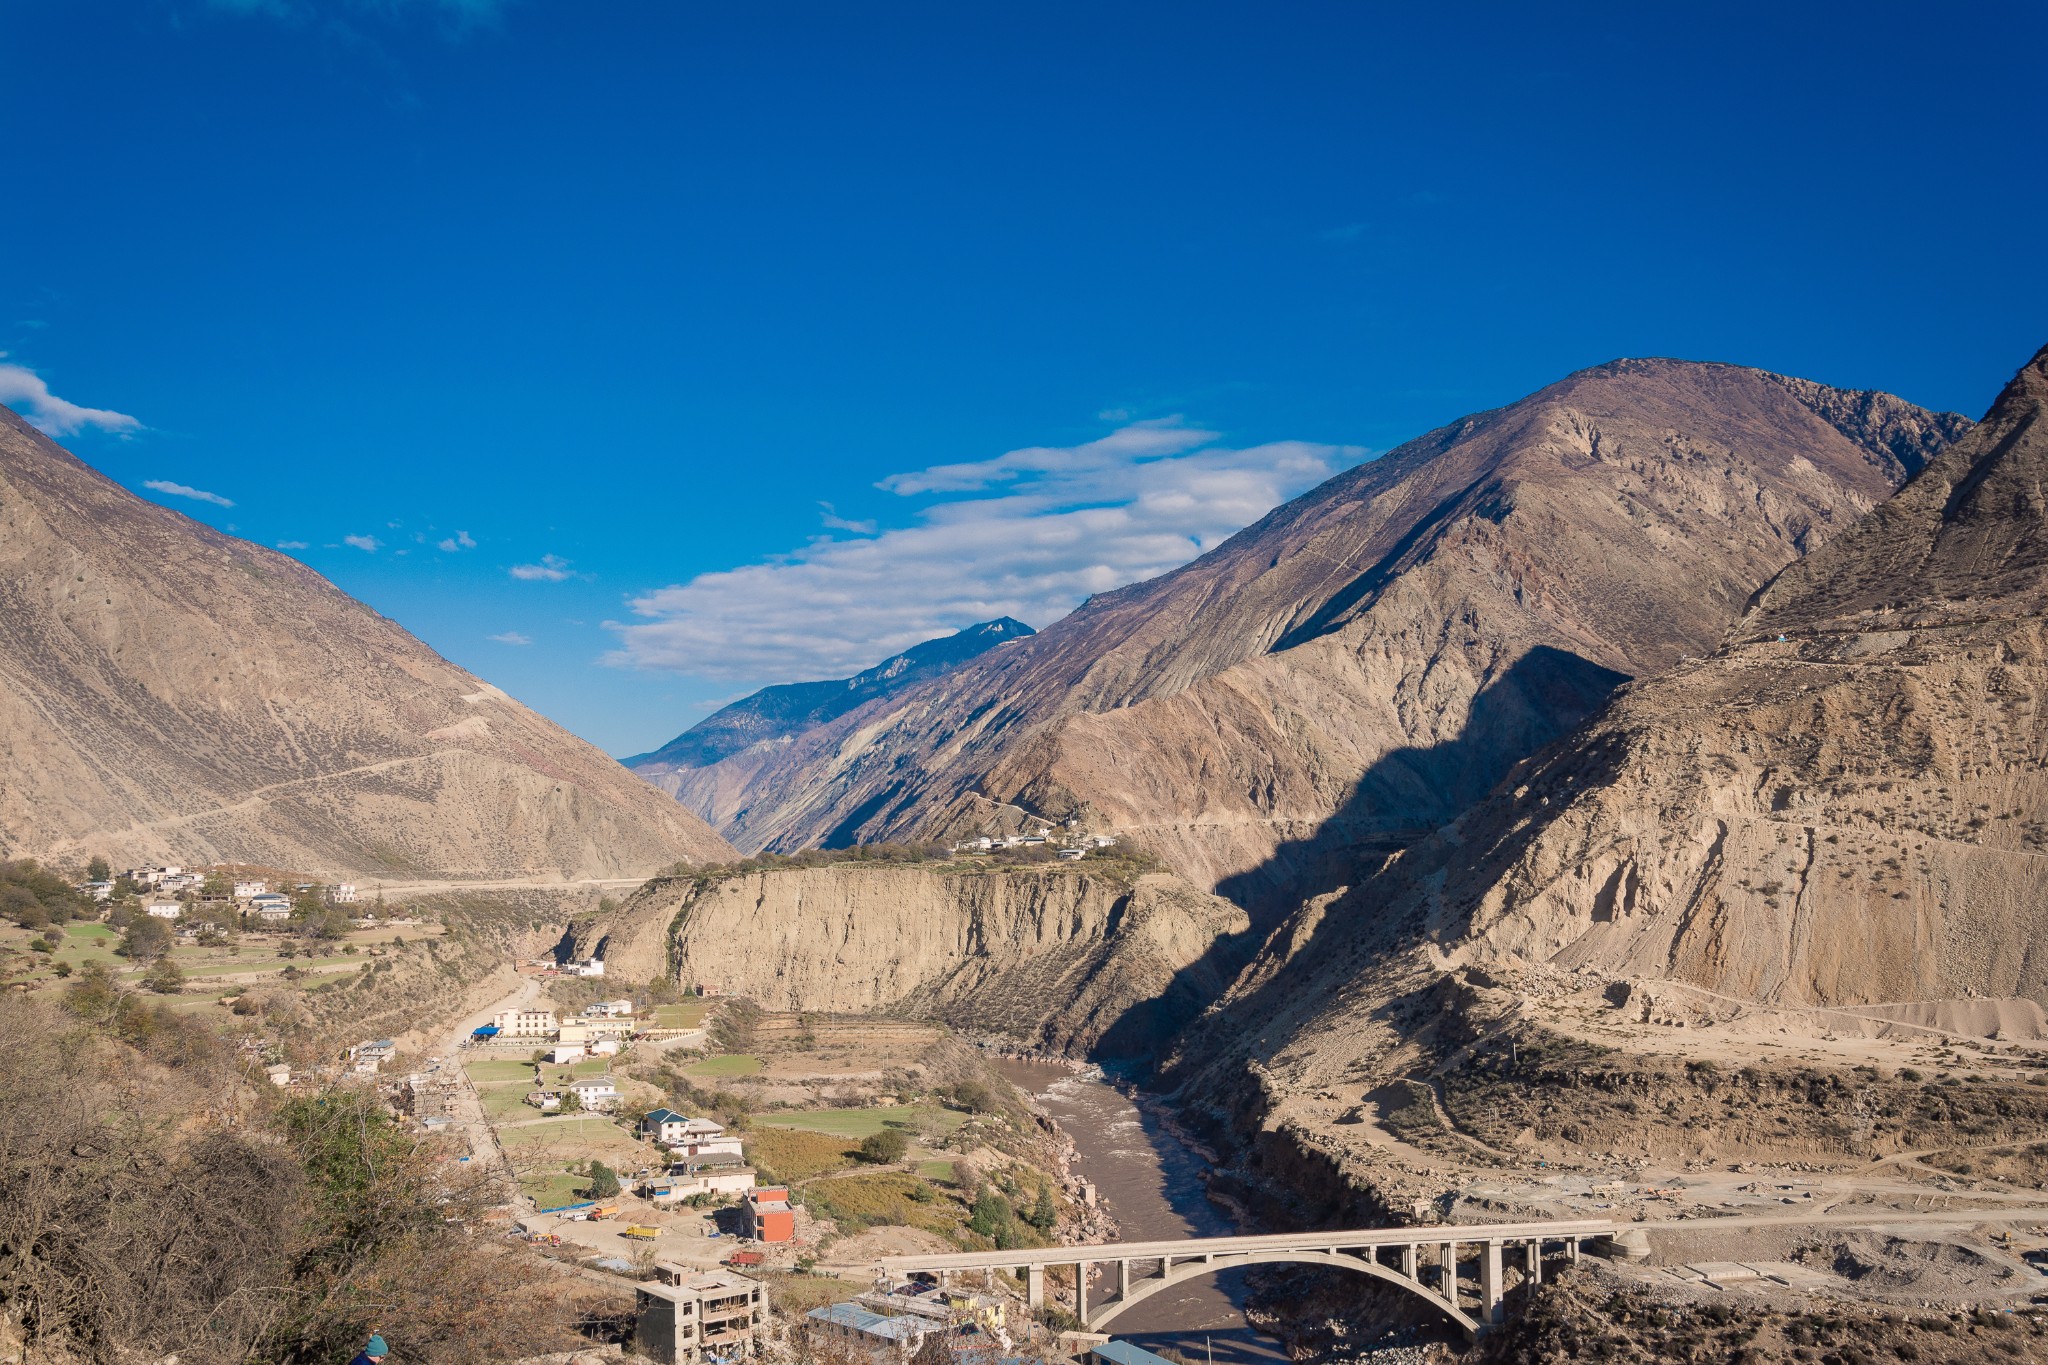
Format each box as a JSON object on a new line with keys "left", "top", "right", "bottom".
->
{"left": 144, "top": 901, "right": 181, "bottom": 919}
{"left": 652, "top": 1115, "right": 743, "bottom": 1161}
{"left": 544, "top": 1045, "right": 584, "bottom": 1064}
{"left": 582, "top": 999, "right": 635, "bottom": 1018}
{"left": 329, "top": 883, "right": 359, "bottom": 904}
{"left": 232, "top": 880, "right": 268, "bottom": 899}
{"left": 491, "top": 1007, "right": 559, "bottom": 1039}
{"left": 568, "top": 1080, "right": 620, "bottom": 1112}
{"left": 79, "top": 881, "right": 113, "bottom": 901}
{"left": 255, "top": 902, "right": 292, "bottom": 922}
{"left": 570, "top": 957, "right": 605, "bottom": 978}
{"left": 348, "top": 1040, "right": 396, "bottom": 1075}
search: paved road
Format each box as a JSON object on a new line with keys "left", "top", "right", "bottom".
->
{"left": 1637, "top": 1205, "right": 2048, "bottom": 1232}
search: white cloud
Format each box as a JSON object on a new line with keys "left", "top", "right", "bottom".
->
{"left": 817, "top": 503, "right": 876, "bottom": 535}
{"left": 510, "top": 553, "right": 574, "bottom": 582}
{"left": 143, "top": 479, "right": 234, "bottom": 508}
{"left": 277, "top": 540, "right": 309, "bottom": 550}
{"left": 607, "top": 418, "right": 1365, "bottom": 682}
{"left": 343, "top": 534, "right": 381, "bottom": 552}
{"left": 488, "top": 631, "right": 532, "bottom": 646}
{"left": 438, "top": 530, "right": 478, "bottom": 552}
{"left": 0, "top": 362, "right": 142, "bottom": 438}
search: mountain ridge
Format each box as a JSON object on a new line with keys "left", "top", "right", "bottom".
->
{"left": 624, "top": 616, "right": 1033, "bottom": 773}
{"left": 0, "top": 405, "right": 735, "bottom": 880}
{"left": 656, "top": 358, "right": 1970, "bottom": 906}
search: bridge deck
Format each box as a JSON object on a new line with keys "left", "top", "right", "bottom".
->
{"left": 878, "top": 1218, "right": 1619, "bottom": 1273}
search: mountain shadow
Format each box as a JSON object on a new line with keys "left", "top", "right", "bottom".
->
{"left": 1217, "top": 644, "right": 1630, "bottom": 919}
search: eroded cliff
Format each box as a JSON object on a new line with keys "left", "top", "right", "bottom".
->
{"left": 575, "top": 861, "right": 1252, "bottom": 1059}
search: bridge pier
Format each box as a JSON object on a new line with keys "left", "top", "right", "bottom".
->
{"left": 1117, "top": 1259, "right": 1130, "bottom": 1298}
{"left": 1524, "top": 1239, "right": 1542, "bottom": 1285}
{"left": 1481, "top": 1240, "right": 1503, "bottom": 1322}
{"left": 1400, "top": 1244, "right": 1418, "bottom": 1280}
{"left": 1026, "top": 1264, "right": 1044, "bottom": 1310}
{"left": 1077, "top": 1260, "right": 1089, "bottom": 1322}
{"left": 1440, "top": 1241, "right": 1457, "bottom": 1303}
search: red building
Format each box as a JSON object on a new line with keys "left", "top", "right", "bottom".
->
{"left": 741, "top": 1186, "right": 794, "bottom": 1243}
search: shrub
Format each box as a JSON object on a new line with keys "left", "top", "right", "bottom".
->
{"left": 858, "top": 1129, "right": 909, "bottom": 1164}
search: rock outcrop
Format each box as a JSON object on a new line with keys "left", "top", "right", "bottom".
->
{"left": 574, "top": 862, "right": 1252, "bottom": 1058}
{"left": 665, "top": 361, "right": 1968, "bottom": 909}
{"left": 0, "top": 406, "right": 734, "bottom": 880}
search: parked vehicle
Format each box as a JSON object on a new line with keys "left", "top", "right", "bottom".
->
{"left": 621, "top": 1226, "right": 660, "bottom": 1241}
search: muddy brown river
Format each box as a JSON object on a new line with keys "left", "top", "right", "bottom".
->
{"left": 995, "top": 1059, "right": 1290, "bottom": 1362}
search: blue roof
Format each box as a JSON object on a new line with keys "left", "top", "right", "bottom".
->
{"left": 804, "top": 1303, "right": 924, "bottom": 1339}
{"left": 1091, "top": 1344, "right": 1179, "bottom": 1365}
{"left": 644, "top": 1107, "right": 687, "bottom": 1124}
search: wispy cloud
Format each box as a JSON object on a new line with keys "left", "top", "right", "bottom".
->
{"left": 143, "top": 479, "right": 234, "bottom": 508}
{"left": 0, "top": 362, "right": 142, "bottom": 438}
{"left": 510, "top": 553, "right": 574, "bottom": 582}
{"left": 208, "top": 0, "right": 517, "bottom": 29}
{"left": 488, "top": 630, "right": 532, "bottom": 645}
{"left": 277, "top": 540, "right": 309, "bottom": 550}
{"left": 438, "top": 530, "right": 477, "bottom": 552}
{"left": 343, "top": 533, "right": 382, "bottom": 552}
{"left": 607, "top": 418, "right": 1365, "bottom": 682}
{"left": 818, "top": 503, "right": 877, "bottom": 535}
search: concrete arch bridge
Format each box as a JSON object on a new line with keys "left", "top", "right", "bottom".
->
{"left": 878, "top": 1218, "right": 1621, "bottom": 1337}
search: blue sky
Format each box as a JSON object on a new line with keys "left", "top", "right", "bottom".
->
{"left": 6, "top": 1, "right": 2045, "bottom": 755}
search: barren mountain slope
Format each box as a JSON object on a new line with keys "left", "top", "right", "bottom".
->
{"left": 0, "top": 407, "right": 733, "bottom": 879}
{"left": 568, "top": 861, "right": 1252, "bottom": 1058}
{"left": 676, "top": 361, "right": 1967, "bottom": 903}
{"left": 1183, "top": 343, "right": 2048, "bottom": 1121}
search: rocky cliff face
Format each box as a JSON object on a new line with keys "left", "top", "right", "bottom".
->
{"left": 0, "top": 407, "right": 734, "bottom": 880}
{"left": 666, "top": 361, "right": 1968, "bottom": 907}
{"left": 574, "top": 862, "right": 1252, "bottom": 1058}
{"left": 1177, "top": 343, "right": 2048, "bottom": 1119}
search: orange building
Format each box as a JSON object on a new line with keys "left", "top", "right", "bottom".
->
{"left": 742, "top": 1186, "right": 795, "bottom": 1243}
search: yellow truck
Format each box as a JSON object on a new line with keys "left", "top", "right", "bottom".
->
{"left": 621, "top": 1226, "right": 660, "bottom": 1241}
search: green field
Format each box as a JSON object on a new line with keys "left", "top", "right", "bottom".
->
{"left": 498, "top": 1117, "right": 624, "bottom": 1148}
{"left": 653, "top": 1001, "right": 709, "bottom": 1030}
{"left": 755, "top": 1105, "right": 961, "bottom": 1139}
{"left": 479, "top": 1084, "right": 539, "bottom": 1121}
{"left": 687, "top": 1053, "right": 762, "bottom": 1079}
{"left": 465, "top": 1059, "right": 537, "bottom": 1084}
{"left": 916, "top": 1159, "right": 957, "bottom": 1183}
{"left": 519, "top": 1171, "right": 589, "bottom": 1208}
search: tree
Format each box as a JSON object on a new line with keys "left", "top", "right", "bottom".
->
{"left": 968, "top": 1190, "right": 1013, "bottom": 1242}
{"left": 86, "top": 856, "right": 110, "bottom": 882}
{"left": 143, "top": 958, "right": 186, "bottom": 995}
{"left": 858, "top": 1128, "right": 909, "bottom": 1164}
{"left": 119, "top": 916, "right": 172, "bottom": 963}
{"left": 1027, "top": 1182, "right": 1056, "bottom": 1232}
{"left": 557, "top": 1089, "right": 582, "bottom": 1113}
{"left": 583, "top": 1161, "right": 620, "bottom": 1200}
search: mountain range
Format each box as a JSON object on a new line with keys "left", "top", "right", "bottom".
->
{"left": 646, "top": 360, "right": 1970, "bottom": 911}
{"left": 0, "top": 407, "right": 733, "bottom": 882}
{"left": 627, "top": 617, "right": 1032, "bottom": 788}
{"left": 1166, "top": 341, "right": 2048, "bottom": 1166}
